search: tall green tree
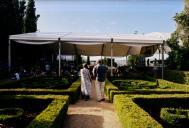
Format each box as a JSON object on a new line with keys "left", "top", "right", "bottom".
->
{"left": 24, "top": 0, "right": 39, "bottom": 32}
{"left": 166, "top": 0, "right": 189, "bottom": 70}
{"left": 0, "top": 0, "right": 26, "bottom": 60}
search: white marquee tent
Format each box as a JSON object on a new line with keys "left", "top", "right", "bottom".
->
{"left": 9, "top": 32, "right": 171, "bottom": 78}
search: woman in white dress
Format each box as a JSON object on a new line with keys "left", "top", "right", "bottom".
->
{"left": 80, "top": 63, "right": 92, "bottom": 101}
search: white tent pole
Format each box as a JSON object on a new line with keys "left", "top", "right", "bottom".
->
{"left": 161, "top": 41, "right": 165, "bottom": 79}
{"left": 8, "top": 39, "right": 11, "bottom": 72}
{"left": 58, "top": 38, "right": 61, "bottom": 77}
{"left": 111, "top": 38, "right": 113, "bottom": 76}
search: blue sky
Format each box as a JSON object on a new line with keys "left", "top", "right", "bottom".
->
{"left": 36, "top": 0, "right": 184, "bottom": 34}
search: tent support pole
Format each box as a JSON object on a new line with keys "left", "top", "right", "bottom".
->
{"left": 58, "top": 38, "right": 61, "bottom": 77}
{"left": 161, "top": 41, "right": 165, "bottom": 79}
{"left": 101, "top": 44, "right": 104, "bottom": 61}
{"left": 8, "top": 39, "right": 11, "bottom": 72}
{"left": 111, "top": 38, "right": 113, "bottom": 76}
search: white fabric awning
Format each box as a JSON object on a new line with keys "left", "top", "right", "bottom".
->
{"left": 9, "top": 32, "right": 171, "bottom": 56}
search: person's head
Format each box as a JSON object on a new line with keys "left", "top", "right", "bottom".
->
{"left": 97, "top": 59, "right": 102, "bottom": 64}
{"left": 83, "top": 63, "right": 88, "bottom": 68}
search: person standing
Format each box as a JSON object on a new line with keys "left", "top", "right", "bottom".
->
{"left": 93, "top": 59, "right": 108, "bottom": 102}
{"left": 80, "top": 63, "right": 92, "bottom": 101}
{"left": 45, "top": 63, "right": 51, "bottom": 76}
{"left": 147, "top": 59, "right": 150, "bottom": 67}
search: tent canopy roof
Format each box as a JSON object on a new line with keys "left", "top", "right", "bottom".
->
{"left": 9, "top": 32, "right": 171, "bottom": 56}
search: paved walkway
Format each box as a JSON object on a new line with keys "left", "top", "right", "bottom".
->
{"left": 63, "top": 81, "right": 122, "bottom": 128}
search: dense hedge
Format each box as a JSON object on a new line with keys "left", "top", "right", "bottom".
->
{"left": 27, "top": 95, "right": 69, "bottom": 128}
{"left": 109, "top": 90, "right": 189, "bottom": 103}
{"left": 164, "top": 70, "right": 189, "bottom": 84}
{"left": 158, "top": 79, "right": 189, "bottom": 90}
{"left": 114, "top": 94, "right": 189, "bottom": 128}
{"left": 0, "top": 77, "right": 70, "bottom": 89}
{"left": 112, "top": 79, "right": 158, "bottom": 90}
{"left": 105, "top": 79, "right": 189, "bottom": 102}
{"left": 0, "top": 95, "right": 69, "bottom": 128}
{"left": 160, "top": 108, "right": 189, "bottom": 127}
{"left": 0, "top": 79, "right": 81, "bottom": 103}
{"left": 104, "top": 81, "right": 118, "bottom": 101}
{"left": 0, "top": 107, "right": 24, "bottom": 121}
{"left": 113, "top": 95, "right": 162, "bottom": 128}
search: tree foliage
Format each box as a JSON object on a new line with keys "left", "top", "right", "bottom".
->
{"left": 166, "top": 0, "right": 189, "bottom": 70}
{"left": 0, "top": 0, "right": 26, "bottom": 60}
{"left": 24, "top": 0, "right": 40, "bottom": 32}
{"left": 0, "top": 0, "right": 41, "bottom": 67}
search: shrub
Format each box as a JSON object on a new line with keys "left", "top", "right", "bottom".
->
{"left": 104, "top": 81, "right": 118, "bottom": 101}
{"left": 0, "top": 95, "right": 69, "bottom": 128}
{"left": 0, "top": 107, "right": 24, "bottom": 121}
{"left": 160, "top": 108, "right": 189, "bottom": 127}
{"left": 114, "top": 94, "right": 189, "bottom": 128}
{"left": 0, "top": 76, "right": 71, "bottom": 89}
{"left": 158, "top": 79, "right": 189, "bottom": 90}
{"left": 113, "top": 95, "right": 162, "bottom": 128}
{"left": 0, "top": 79, "right": 81, "bottom": 103}
{"left": 27, "top": 95, "right": 69, "bottom": 128}
{"left": 112, "top": 79, "right": 157, "bottom": 90}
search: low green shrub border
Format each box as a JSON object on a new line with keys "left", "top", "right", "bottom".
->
{"left": 27, "top": 95, "right": 69, "bottom": 128}
{"left": 158, "top": 79, "right": 189, "bottom": 90}
{"left": 160, "top": 108, "right": 189, "bottom": 127}
{"left": 112, "top": 79, "right": 157, "bottom": 90}
{"left": 104, "top": 81, "right": 118, "bottom": 101}
{"left": 0, "top": 79, "right": 80, "bottom": 103}
{"left": 0, "top": 95, "right": 69, "bottom": 128}
{"left": 0, "top": 107, "right": 24, "bottom": 121}
{"left": 114, "top": 94, "right": 189, "bottom": 128}
{"left": 109, "top": 90, "right": 189, "bottom": 103}
{"left": 113, "top": 95, "right": 162, "bottom": 128}
{"left": 106, "top": 79, "right": 189, "bottom": 102}
{"left": 0, "top": 76, "right": 71, "bottom": 89}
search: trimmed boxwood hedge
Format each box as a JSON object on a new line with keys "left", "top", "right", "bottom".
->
{"left": 113, "top": 95, "right": 162, "bottom": 128}
{"left": 160, "top": 108, "right": 189, "bottom": 127}
{"left": 27, "top": 95, "right": 69, "bottom": 128}
{"left": 0, "top": 79, "right": 80, "bottom": 103}
{"left": 113, "top": 94, "right": 189, "bottom": 128}
{"left": 112, "top": 79, "right": 157, "bottom": 90}
{"left": 0, "top": 95, "right": 69, "bottom": 128}
{"left": 109, "top": 90, "right": 189, "bottom": 103}
{"left": 0, "top": 107, "right": 24, "bottom": 121}
{"left": 158, "top": 79, "right": 189, "bottom": 90}
{"left": 105, "top": 79, "right": 189, "bottom": 103}
{"left": 104, "top": 81, "right": 118, "bottom": 101}
{"left": 0, "top": 77, "right": 71, "bottom": 89}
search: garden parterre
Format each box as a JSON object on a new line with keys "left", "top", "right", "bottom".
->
{"left": 113, "top": 94, "right": 189, "bottom": 128}
{"left": 0, "top": 78, "right": 81, "bottom": 103}
{"left": 0, "top": 95, "right": 69, "bottom": 128}
{"left": 106, "top": 78, "right": 189, "bottom": 128}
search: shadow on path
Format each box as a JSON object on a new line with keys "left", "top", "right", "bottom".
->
{"left": 63, "top": 114, "right": 103, "bottom": 128}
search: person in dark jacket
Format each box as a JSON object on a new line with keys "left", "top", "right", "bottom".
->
{"left": 93, "top": 59, "right": 108, "bottom": 102}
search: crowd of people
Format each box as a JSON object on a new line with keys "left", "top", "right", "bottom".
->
{"left": 11, "top": 62, "right": 78, "bottom": 80}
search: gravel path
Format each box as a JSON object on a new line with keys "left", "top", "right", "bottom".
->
{"left": 63, "top": 81, "right": 122, "bottom": 128}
